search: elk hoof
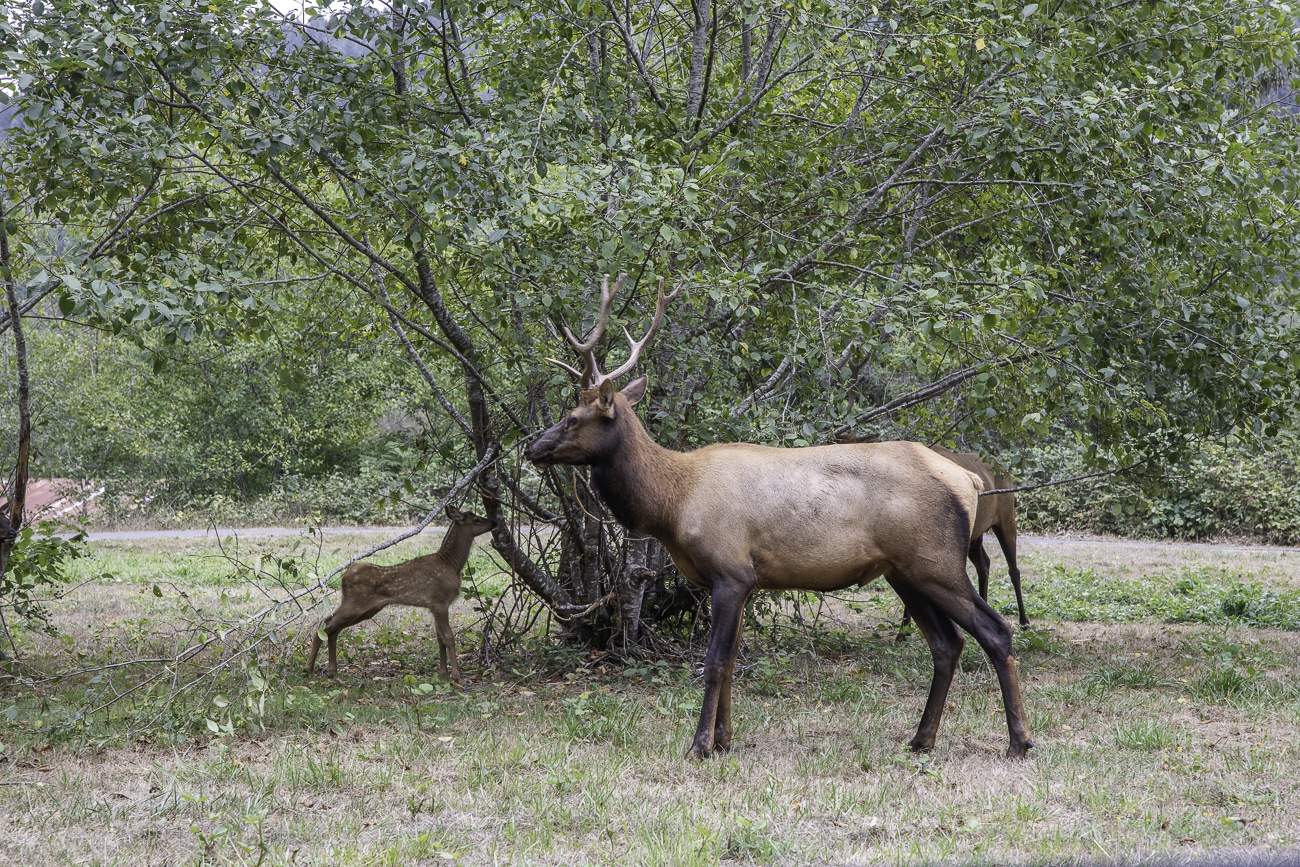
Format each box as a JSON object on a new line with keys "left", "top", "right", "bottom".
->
{"left": 1006, "top": 740, "right": 1033, "bottom": 760}
{"left": 685, "top": 743, "right": 712, "bottom": 762}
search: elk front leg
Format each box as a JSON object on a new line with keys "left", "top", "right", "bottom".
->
{"left": 687, "top": 570, "right": 754, "bottom": 761}
{"left": 432, "top": 607, "right": 462, "bottom": 686}
{"left": 712, "top": 613, "right": 746, "bottom": 752}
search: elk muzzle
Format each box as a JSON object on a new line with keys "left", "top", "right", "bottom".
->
{"left": 525, "top": 420, "right": 568, "bottom": 467}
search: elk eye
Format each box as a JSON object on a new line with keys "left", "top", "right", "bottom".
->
{"left": 565, "top": 417, "right": 576, "bottom": 428}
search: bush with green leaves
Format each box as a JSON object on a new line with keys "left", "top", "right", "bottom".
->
{"left": 1, "top": 520, "right": 85, "bottom": 632}
{"left": 1012, "top": 433, "right": 1300, "bottom": 543}
{"left": 6, "top": 0, "right": 1300, "bottom": 644}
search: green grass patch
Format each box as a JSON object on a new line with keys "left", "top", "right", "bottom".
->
{"left": 3, "top": 536, "right": 1300, "bottom": 864}
{"left": 1023, "top": 558, "right": 1300, "bottom": 630}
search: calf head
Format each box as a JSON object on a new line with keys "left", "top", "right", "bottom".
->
{"left": 445, "top": 505, "right": 498, "bottom": 535}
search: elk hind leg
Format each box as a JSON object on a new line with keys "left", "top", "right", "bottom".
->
{"left": 886, "top": 576, "right": 964, "bottom": 753}
{"left": 993, "top": 524, "right": 1028, "bottom": 627}
{"left": 307, "top": 618, "right": 327, "bottom": 673}
{"left": 322, "top": 605, "right": 384, "bottom": 678}
{"left": 970, "top": 538, "right": 992, "bottom": 601}
{"left": 931, "top": 590, "right": 1033, "bottom": 758}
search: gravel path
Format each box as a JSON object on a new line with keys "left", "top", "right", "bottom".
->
{"left": 77, "top": 526, "right": 1300, "bottom": 555}
{"left": 81, "top": 526, "right": 416, "bottom": 541}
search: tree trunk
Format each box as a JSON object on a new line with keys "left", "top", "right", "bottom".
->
{"left": 0, "top": 194, "right": 32, "bottom": 659}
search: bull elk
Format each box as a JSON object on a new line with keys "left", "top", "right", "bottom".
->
{"left": 306, "top": 507, "right": 497, "bottom": 682}
{"left": 525, "top": 275, "right": 1033, "bottom": 760}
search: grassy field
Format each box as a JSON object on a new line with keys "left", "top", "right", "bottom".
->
{"left": 1, "top": 530, "right": 1299, "bottom": 865}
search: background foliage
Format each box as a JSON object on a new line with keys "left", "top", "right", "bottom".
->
{"left": 3, "top": 0, "right": 1300, "bottom": 645}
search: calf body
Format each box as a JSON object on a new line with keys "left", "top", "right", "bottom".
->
{"left": 306, "top": 508, "right": 496, "bottom": 682}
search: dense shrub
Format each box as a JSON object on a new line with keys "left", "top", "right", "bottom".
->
{"left": 1013, "top": 434, "right": 1300, "bottom": 544}
{"left": 6, "top": 319, "right": 462, "bottom": 519}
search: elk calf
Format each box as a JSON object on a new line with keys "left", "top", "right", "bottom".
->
{"left": 306, "top": 507, "right": 497, "bottom": 683}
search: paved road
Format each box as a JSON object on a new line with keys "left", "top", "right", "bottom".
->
{"left": 76, "top": 527, "right": 1300, "bottom": 555}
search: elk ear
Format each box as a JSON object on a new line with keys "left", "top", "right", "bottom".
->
{"left": 445, "top": 505, "right": 462, "bottom": 522}
{"left": 620, "top": 374, "right": 648, "bottom": 407}
{"left": 595, "top": 378, "right": 618, "bottom": 418}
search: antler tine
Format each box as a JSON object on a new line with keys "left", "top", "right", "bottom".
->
{"left": 561, "top": 273, "right": 622, "bottom": 353}
{"left": 545, "top": 356, "right": 588, "bottom": 380}
{"left": 557, "top": 273, "right": 623, "bottom": 386}
{"left": 600, "top": 277, "right": 683, "bottom": 384}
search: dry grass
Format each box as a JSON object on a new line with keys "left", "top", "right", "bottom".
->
{"left": 1, "top": 534, "right": 1298, "bottom": 865}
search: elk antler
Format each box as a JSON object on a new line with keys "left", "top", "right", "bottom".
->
{"left": 547, "top": 274, "right": 682, "bottom": 388}
{"left": 547, "top": 274, "right": 622, "bottom": 386}
{"left": 600, "top": 277, "right": 682, "bottom": 383}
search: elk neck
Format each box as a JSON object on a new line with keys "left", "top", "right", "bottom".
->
{"left": 589, "top": 405, "right": 690, "bottom": 538}
{"left": 437, "top": 523, "right": 478, "bottom": 569}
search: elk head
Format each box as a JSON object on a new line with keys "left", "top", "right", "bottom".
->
{"left": 525, "top": 274, "right": 679, "bottom": 467}
{"left": 445, "top": 505, "right": 498, "bottom": 533}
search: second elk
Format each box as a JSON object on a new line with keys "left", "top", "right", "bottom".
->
{"left": 930, "top": 446, "right": 1026, "bottom": 627}
{"left": 526, "top": 275, "right": 1033, "bottom": 760}
{"left": 306, "top": 507, "right": 497, "bottom": 683}
{"left": 897, "top": 446, "right": 1027, "bottom": 637}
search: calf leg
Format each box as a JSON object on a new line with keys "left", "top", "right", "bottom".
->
{"left": 307, "top": 620, "right": 326, "bottom": 673}
{"left": 318, "top": 605, "right": 384, "bottom": 678}
{"left": 688, "top": 568, "right": 755, "bottom": 761}
{"left": 887, "top": 576, "right": 964, "bottom": 752}
{"left": 431, "top": 606, "right": 462, "bottom": 685}
{"left": 895, "top": 606, "right": 915, "bottom": 643}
